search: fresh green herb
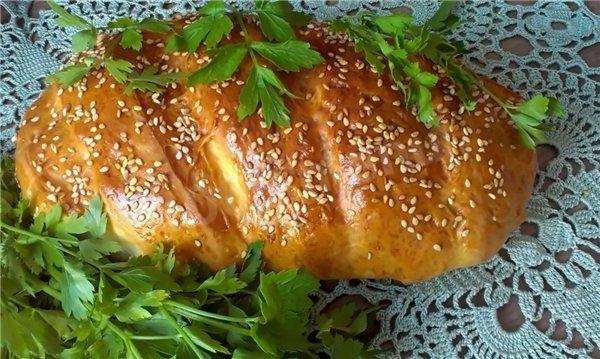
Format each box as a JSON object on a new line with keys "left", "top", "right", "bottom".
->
{"left": 233, "top": 9, "right": 322, "bottom": 127}
{"left": 250, "top": 40, "right": 323, "bottom": 71}
{"left": 47, "top": 62, "right": 93, "bottom": 86}
{"left": 104, "top": 58, "right": 134, "bottom": 83}
{"left": 417, "top": 1, "right": 565, "bottom": 147}
{"left": 332, "top": 1, "right": 565, "bottom": 147}
{"left": 487, "top": 93, "right": 565, "bottom": 149}
{"left": 187, "top": 44, "right": 249, "bottom": 84}
{"left": 48, "top": 2, "right": 177, "bottom": 93}
{"left": 180, "top": 1, "right": 323, "bottom": 127}
{"left": 124, "top": 68, "right": 186, "bottom": 95}
{"left": 108, "top": 17, "right": 172, "bottom": 51}
{"left": 237, "top": 65, "right": 298, "bottom": 127}
{"left": 48, "top": 0, "right": 323, "bottom": 127}
{"left": 253, "top": 0, "right": 301, "bottom": 42}
{"left": 331, "top": 14, "right": 441, "bottom": 126}
{"left": 316, "top": 302, "right": 383, "bottom": 358}
{"left": 0, "top": 159, "right": 376, "bottom": 358}
{"left": 48, "top": 0, "right": 97, "bottom": 52}
{"left": 166, "top": 1, "right": 233, "bottom": 52}
{"left": 424, "top": 0, "right": 461, "bottom": 31}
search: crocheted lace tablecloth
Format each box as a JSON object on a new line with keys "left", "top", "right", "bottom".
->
{"left": 0, "top": 1, "right": 598, "bottom": 357}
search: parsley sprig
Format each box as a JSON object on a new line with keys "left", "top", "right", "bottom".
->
{"left": 418, "top": 1, "right": 566, "bottom": 148}
{"left": 48, "top": 0, "right": 179, "bottom": 93}
{"left": 48, "top": 0, "right": 97, "bottom": 52}
{"left": 0, "top": 158, "right": 377, "bottom": 357}
{"left": 331, "top": 1, "right": 565, "bottom": 148}
{"left": 107, "top": 17, "right": 171, "bottom": 51}
{"left": 331, "top": 13, "right": 441, "bottom": 126}
{"left": 234, "top": 11, "right": 323, "bottom": 127}
{"left": 169, "top": 1, "right": 323, "bottom": 126}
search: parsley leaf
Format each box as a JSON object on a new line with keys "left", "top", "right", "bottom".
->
{"left": 115, "top": 290, "right": 169, "bottom": 322}
{"left": 256, "top": 0, "right": 311, "bottom": 26}
{"left": 333, "top": 14, "right": 441, "bottom": 125}
{"left": 104, "top": 58, "right": 134, "bottom": 83}
{"left": 48, "top": 0, "right": 92, "bottom": 28}
{"left": 237, "top": 66, "right": 261, "bottom": 120}
{"left": 48, "top": 0, "right": 97, "bottom": 52}
{"left": 120, "top": 28, "right": 143, "bottom": 50}
{"left": 372, "top": 13, "right": 413, "bottom": 35}
{"left": 240, "top": 241, "right": 264, "bottom": 283}
{"left": 167, "top": 2, "right": 233, "bottom": 53}
{"left": 332, "top": 5, "right": 563, "bottom": 147}
{"left": 82, "top": 195, "right": 107, "bottom": 237}
{"left": 60, "top": 261, "right": 94, "bottom": 319}
{"left": 329, "top": 335, "right": 366, "bottom": 359}
{"left": 255, "top": 5, "right": 295, "bottom": 42}
{"left": 255, "top": 66, "right": 292, "bottom": 127}
{"left": 124, "top": 68, "right": 186, "bottom": 95}
{"left": 108, "top": 17, "right": 172, "bottom": 51}
{"left": 107, "top": 17, "right": 137, "bottom": 28}
{"left": 250, "top": 41, "right": 323, "bottom": 71}
{"left": 0, "top": 309, "right": 53, "bottom": 357}
{"left": 188, "top": 44, "right": 248, "bottom": 85}
{"left": 199, "top": 268, "right": 247, "bottom": 294}
{"left": 507, "top": 94, "right": 566, "bottom": 149}
{"left": 136, "top": 18, "right": 172, "bottom": 33}
{"left": 425, "top": 0, "right": 460, "bottom": 31}
{"left": 79, "top": 237, "right": 121, "bottom": 262}
{"left": 71, "top": 28, "right": 98, "bottom": 52}
{"left": 47, "top": 63, "right": 92, "bottom": 86}
{"left": 238, "top": 64, "right": 296, "bottom": 126}
{"left": 51, "top": 214, "right": 88, "bottom": 242}
{"left": 254, "top": 269, "right": 319, "bottom": 354}
{"left": 116, "top": 262, "right": 180, "bottom": 292}
{"left": 186, "top": 326, "right": 230, "bottom": 354}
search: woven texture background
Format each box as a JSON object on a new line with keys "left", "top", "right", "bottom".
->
{"left": 1, "top": 1, "right": 599, "bottom": 357}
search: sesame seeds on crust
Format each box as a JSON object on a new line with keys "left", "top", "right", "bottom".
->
{"left": 14, "top": 19, "right": 537, "bottom": 281}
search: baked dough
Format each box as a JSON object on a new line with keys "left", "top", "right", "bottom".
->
{"left": 14, "top": 19, "right": 537, "bottom": 283}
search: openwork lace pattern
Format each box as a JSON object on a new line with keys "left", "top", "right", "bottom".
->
{"left": 0, "top": 1, "right": 598, "bottom": 357}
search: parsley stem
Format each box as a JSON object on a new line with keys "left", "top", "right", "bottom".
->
{"left": 476, "top": 82, "right": 513, "bottom": 113}
{"left": 159, "top": 307, "right": 210, "bottom": 359}
{"left": 5, "top": 222, "right": 118, "bottom": 278}
{"left": 1, "top": 220, "right": 128, "bottom": 285}
{"left": 106, "top": 321, "right": 144, "bottom": 359}
{"left": 165, "top": 300, "right": 259, "bottom": 324}
{"left": 235, "top": 13, "right": 258, "bottom": 65}
{"left": 40, "top": 283, "right": 61, "bottom": 300}
{"left": 130, "top": 334, "right": 182, "bottom": 341}
{"left": 7, "top": 296, "right": 31, "bottom": 309}
{"left": 0, "top": 221, "right": 78, "bottom": 244}
{"left": 166, "top": 306, "right": 253, "bottom": 337}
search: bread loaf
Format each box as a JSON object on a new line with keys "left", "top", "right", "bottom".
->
{"left": 14, "top": 19, "right": 536, "bottom": 283}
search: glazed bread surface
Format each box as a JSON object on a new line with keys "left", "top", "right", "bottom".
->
{"left": 14, "top": 19, "right": 537, "bottom": 283}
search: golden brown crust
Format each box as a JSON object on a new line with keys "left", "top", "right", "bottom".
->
{"left": 14, "top": 20, "right": 536, "bottom": 283}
